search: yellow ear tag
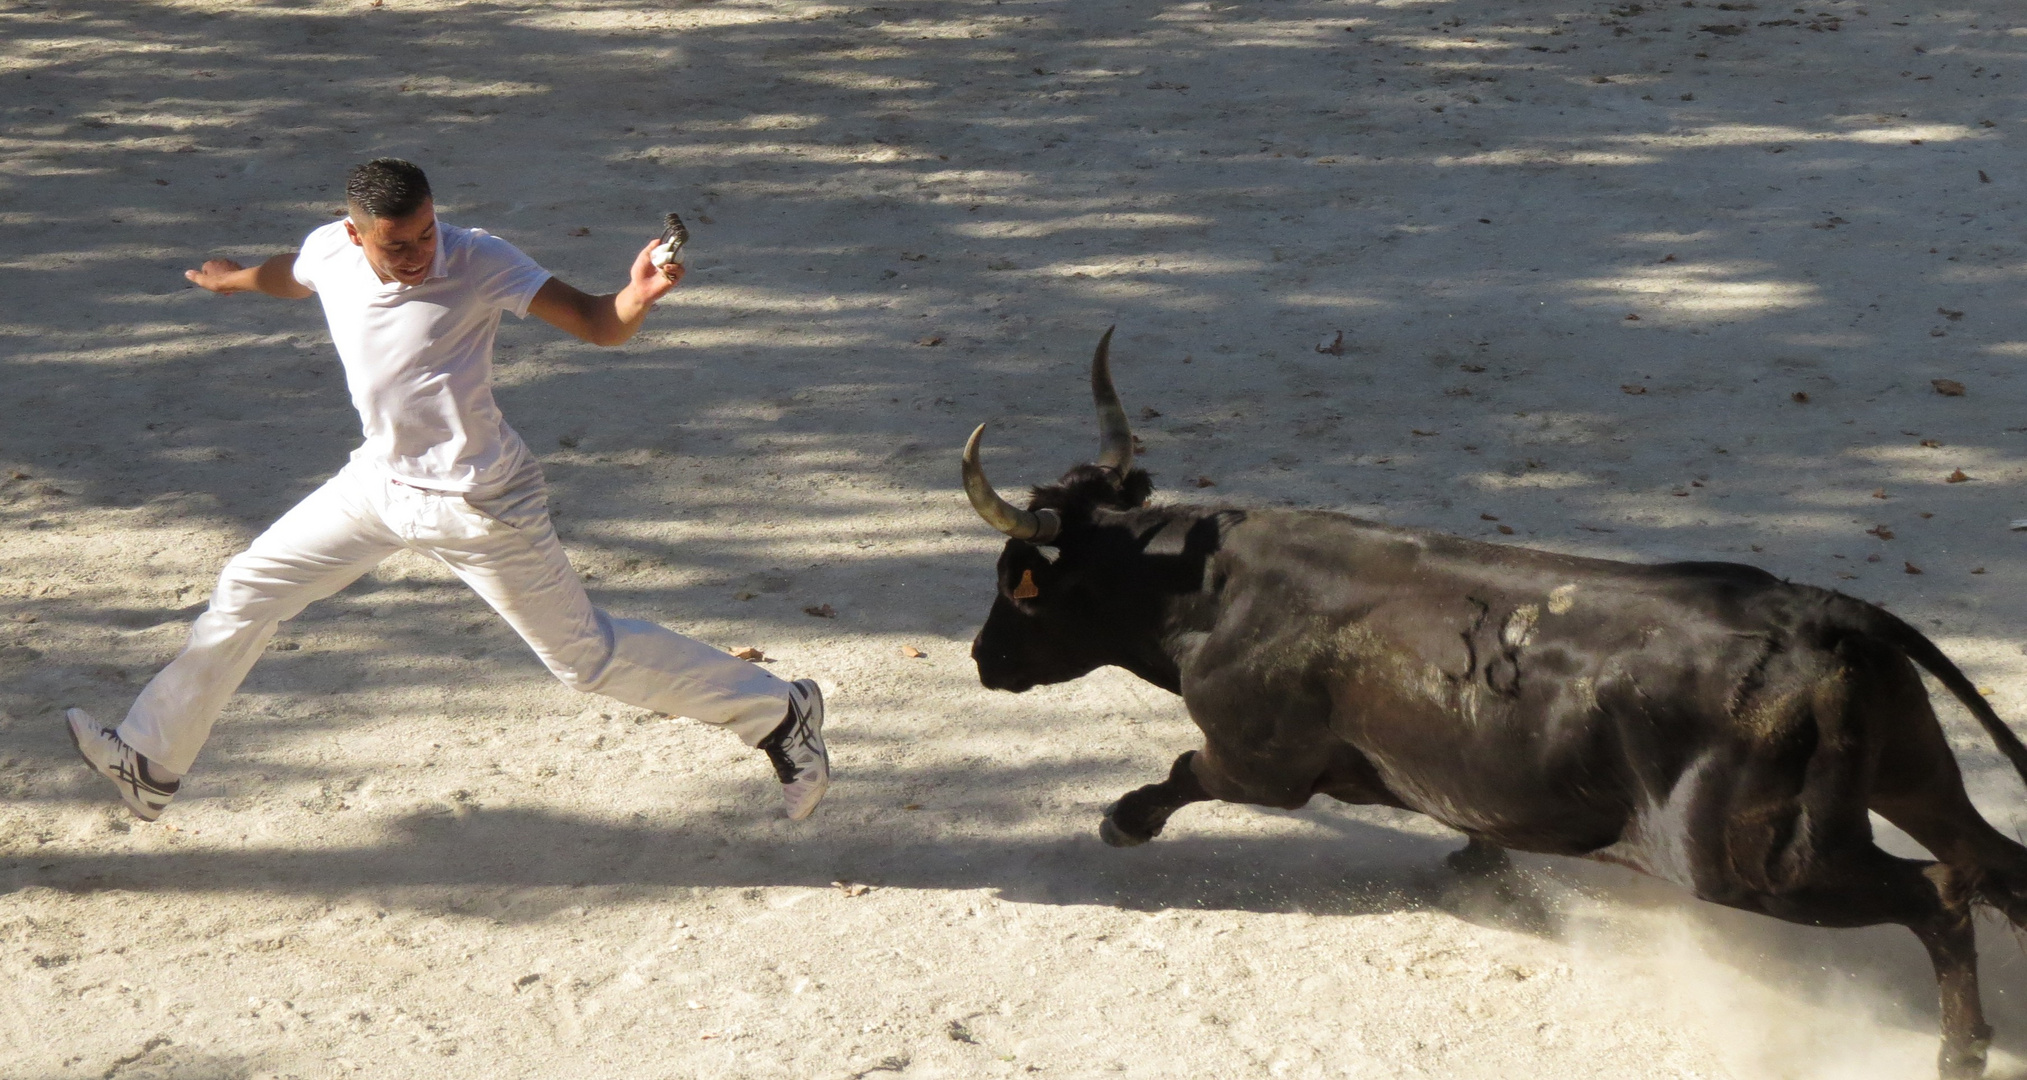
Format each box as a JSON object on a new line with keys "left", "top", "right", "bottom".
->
{"left": 1011, "top": 569, "right": 1040, "bottom": 600}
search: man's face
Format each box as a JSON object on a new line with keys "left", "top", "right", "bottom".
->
{"left": 344, "top": 200, "right": 437, "bottom": 285}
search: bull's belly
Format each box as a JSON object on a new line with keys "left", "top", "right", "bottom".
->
{"left": 1364, "top": 754, "right": 1633, "bottom": 859}
{"left": 1371, "top": 748, "right": 1715, "bottom": 885}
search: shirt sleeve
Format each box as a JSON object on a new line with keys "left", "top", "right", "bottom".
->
{"left": 467, "top": 232, "right": 553, "bottom": 319}
{"left": 291, "top": 223, "right": 332, "bottom": 293}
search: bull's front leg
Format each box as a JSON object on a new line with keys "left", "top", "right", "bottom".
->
{"left": 1101, "top": 750, "right": 1210, "bottom": 848}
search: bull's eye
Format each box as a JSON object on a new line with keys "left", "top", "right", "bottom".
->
{"left": 1011, "top": 569, "right": 1040, "bottom": 599}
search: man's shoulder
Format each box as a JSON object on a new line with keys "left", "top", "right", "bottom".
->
{"left": 300, "top": 217, "right": 349, "bottom": 251}
{"left": 292, "top": 218, "right": 352, "bottom": 287}
{"left": 441, "top": 222, "right": 539, "bottom": 269}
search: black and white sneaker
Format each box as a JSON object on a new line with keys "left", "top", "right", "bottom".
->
{"left": 64, "top": 708, "right": 178, "bottom": 821}
{"left": 761, "top": 679, "right": 829, "bottom": 820}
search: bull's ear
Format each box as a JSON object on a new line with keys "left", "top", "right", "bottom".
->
{"left": 1011, "top": 568, "right": 1040, "bottom": 599}
{"left": 1120, "top": 469, "right": 1155, "bottom": 508}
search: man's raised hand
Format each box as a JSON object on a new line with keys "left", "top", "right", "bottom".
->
{"left": 630, "top": 237, "right": 684, "bottom": 305}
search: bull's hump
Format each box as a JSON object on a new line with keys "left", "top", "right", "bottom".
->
{"left": 1245, "top": 512, "right": 1777, "bottom": 591}
{"left": 1233, "top": 511, "right": 1429, "bottom": 563}
{"left": 1240, "top": 511, "right": 1560, "bottom": 563}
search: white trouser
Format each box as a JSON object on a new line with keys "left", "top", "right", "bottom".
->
{"left": 118, "top": 459, "right": 791, "bottom": 774}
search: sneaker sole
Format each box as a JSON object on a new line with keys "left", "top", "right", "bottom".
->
{"left": 786, "top": 771, "right": 829, "bottom": 821}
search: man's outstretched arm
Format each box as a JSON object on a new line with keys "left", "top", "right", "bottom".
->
{"left": 184, "top": 253, "right": 312, "bottom": 299}
{"left": 529, "top": 239, "right": 683, "bottom": 348}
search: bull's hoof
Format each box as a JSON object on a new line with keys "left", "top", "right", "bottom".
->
{"left": 1099, "top": 814, "right": 1152, "bottom": 848}
{"left": 1938, "top": 1039, "right": 1989, "bottom": 1080}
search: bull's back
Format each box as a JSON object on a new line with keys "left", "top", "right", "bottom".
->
{"left": 1205, "top": 511, "right": 1840, "bottom": 854}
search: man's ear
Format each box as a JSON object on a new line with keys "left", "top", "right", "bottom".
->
{"left": 343, "top": 216, "right": 363, "bottom": 247}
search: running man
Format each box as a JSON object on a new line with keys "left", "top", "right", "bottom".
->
{"left": 65, "top": 158, "right": 829, "bottom": 822}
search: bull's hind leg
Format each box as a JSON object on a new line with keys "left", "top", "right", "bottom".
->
{"left": 1101, "top": 750, "right": 1210, "bottom": 847}
{"left": 1859, "top": 706, "right": 2025, "bottom": 1076}
{"left": 1913, "top": 867, "right": 1991, "bottom": 1080}
{"left": 1866, "top": 679, "right": 2027, "bottom": 925}
{"left": 1711, "top": 641, "right": 2000, "bottom": 1076}
{"left": 1718, "top": 847, "right": 1989, "bottom": 1079}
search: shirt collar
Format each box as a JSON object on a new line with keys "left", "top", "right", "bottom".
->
{"left": 425, "top": 216, "right": 448, "bottom": 281}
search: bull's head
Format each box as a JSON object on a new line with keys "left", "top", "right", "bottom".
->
{"left": 962, "top": 328, "right": 1173, "bottom": 692}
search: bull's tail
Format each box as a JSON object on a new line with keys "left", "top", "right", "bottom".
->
{"left": 1861, "top": 603, "right": 2027, "bottom": 793}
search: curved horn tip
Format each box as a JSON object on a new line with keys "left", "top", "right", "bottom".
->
{"left": 961, "top": 422, "right": 1049, "bottom": 541}
{"left": 1091, "top": 328, "right": 1134, "bottom": 474}
{"left": 1092, "top": 326, "right": 1117, "bottom": 372}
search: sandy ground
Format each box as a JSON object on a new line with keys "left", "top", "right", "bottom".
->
{"left": 5, "top": 0, "right": 2027, "bottom": 1077}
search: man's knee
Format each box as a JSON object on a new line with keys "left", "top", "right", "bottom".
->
{"left": 208, "top": 556, "right": 320, "bottom": 622}
{"left": 543, "top": 638, "right": 618, "bottom": 694}
{"left": 210, "top": 568, "right": 279, "bottom": 620}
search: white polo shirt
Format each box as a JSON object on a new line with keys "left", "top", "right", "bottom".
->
{"left": 292, "top": 218, "right": 552, "bottom": 493}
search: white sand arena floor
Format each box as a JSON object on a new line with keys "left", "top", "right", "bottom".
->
{"left": 5, "top": 1, "right": 2027, "bottom": 1077}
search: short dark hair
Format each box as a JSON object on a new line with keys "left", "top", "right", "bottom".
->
{"left": 345, "top": 158, "right": 432, "bottom": 220}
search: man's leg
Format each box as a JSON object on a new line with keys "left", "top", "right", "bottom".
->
{"left": 112, "top": 466, "right": 402, "bottom": 776}
{"left": 421, "top": 472, "right": 827, "bottom": 816}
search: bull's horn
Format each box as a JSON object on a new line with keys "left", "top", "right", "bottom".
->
{"left": 962, "top": 424, "right": 1062, "bottom": 543}
{"left": 1091, "top": 326, "right": 1133, "bottom": 475}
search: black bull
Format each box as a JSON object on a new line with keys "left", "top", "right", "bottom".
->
{"left": 960, "top": 331, "right": 2027, "bottom": 1080}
